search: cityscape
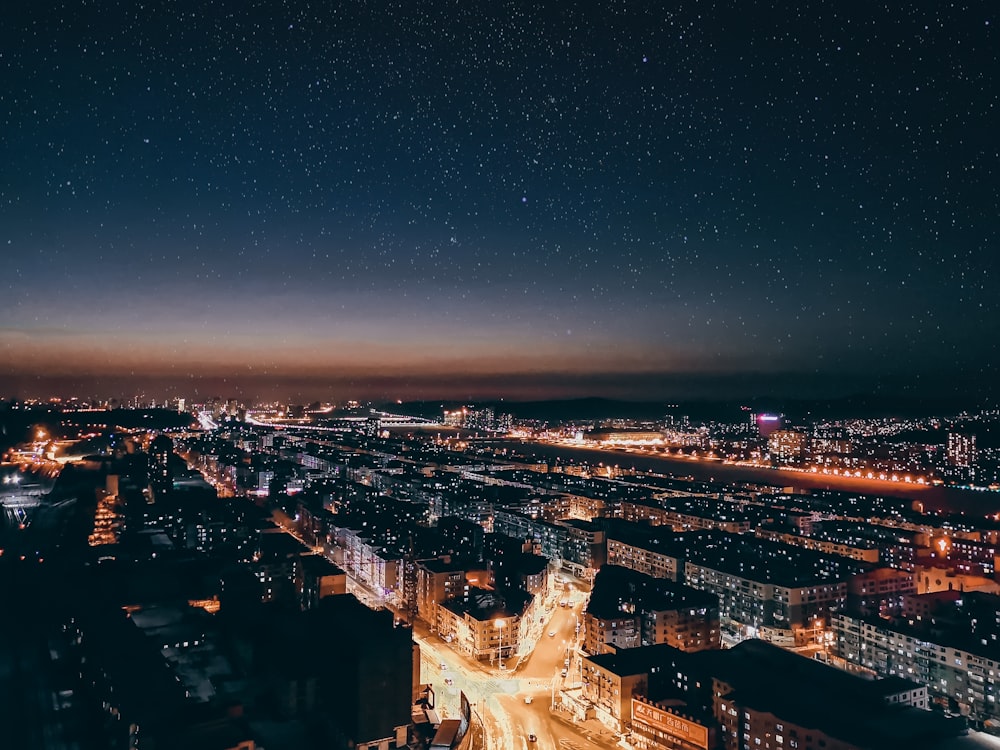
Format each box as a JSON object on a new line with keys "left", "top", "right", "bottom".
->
{"left": 3, "top": 396, "right": 1000, "bottom": 750}
{"left": 3, "top": 2, "right": 999, "bottom": 750}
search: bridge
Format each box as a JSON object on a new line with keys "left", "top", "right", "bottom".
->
{"left": 242, "top": 411, "right": 441, "bottom": 431}
{"left": 1, "top": 483, "right": 46, "bottom": 529}
{"left": 363, "top": 411, "right": 441, "bottom": 427}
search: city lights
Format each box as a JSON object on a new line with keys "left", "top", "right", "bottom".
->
{"left": 3, "top": 396, "right": 1000, "bottom": 750}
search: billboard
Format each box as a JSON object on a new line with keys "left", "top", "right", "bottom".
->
{"left": 457, "top": 691, "right": 470, "bottom": 743}
{"left": 631, "top": 700, "right": 709, "bottom": 749}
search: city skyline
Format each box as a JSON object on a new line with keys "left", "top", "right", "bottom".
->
{"left": 5, "top": 398, "right": 1000, "bottom": 750}
{"left": 2, "top": 3, "right": 997, "bottom": 402}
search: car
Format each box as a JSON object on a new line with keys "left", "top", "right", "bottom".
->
{"left": 548, "top": 631, "right": 556, "bottom": 637}
{"left": 440, "top": 662, "right": 448, "bottom": 670}
{"left": 561, "top": 668, "right": 568, "bottom": 677}
{"left": 444, "top": 678, "right": 453, "bottom": 686}
{"left": 524, "top": 695, "right": 533, "bottom": 704}
{"left": 528, "top": 734, "right": 537, "bottom": 743}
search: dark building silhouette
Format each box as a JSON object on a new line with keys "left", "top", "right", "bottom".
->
{"left": 436, "top": 515, "right": 486, "bottom": 559}
{"left": 224, "top": 594, "right": 416, "bottom": 749}
{"left": 315, "top": 596, "right": 416, "bottom": 748}
{"left": 67, "top": 603, "right": 253, "bottom": 750}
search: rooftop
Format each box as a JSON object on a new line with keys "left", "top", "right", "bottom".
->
{"left": 441, "top": 586, "right": 532, "bottom": 622}
{"left": 586, "top": 642, "right": 692, "bottom": 677}
{"left": 716, "top": 640, "right": 965, "bottom": 750}
{"left": 587, "top": 564, "right": 717, "bottom": 620}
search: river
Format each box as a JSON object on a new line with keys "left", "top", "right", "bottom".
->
{"left": 499, "top": 439, "right": 999, "bottom": 517}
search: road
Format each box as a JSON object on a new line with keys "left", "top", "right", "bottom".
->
{"left": 261, "top": 509, "right": 619, "bottom": 750}
{"left": 496, "top": 694, "right": 617, "bottom": 750}
{"left": 415, "top": 580, "right": 615, "bottom": 750}
{"left": 216, "top": 460, "right": 615, "bottom": 750}
{"left": 518, "top": 584, "right": 588, "bottom": 684}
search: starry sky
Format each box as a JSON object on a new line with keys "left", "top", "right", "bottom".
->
{"left": 1, "top": 1, "right": 997, "bottom": 403}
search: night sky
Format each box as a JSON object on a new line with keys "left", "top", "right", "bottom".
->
{"left": 2, "top": 2, "right": 997, "bottom": 403}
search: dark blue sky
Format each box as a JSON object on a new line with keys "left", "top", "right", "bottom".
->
{"left": 1, "top": 2, "right": 997, "bottom": 402}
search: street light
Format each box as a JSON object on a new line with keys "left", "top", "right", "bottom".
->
{"left": 495, "top": 618, "right": 505, "bottom": 670}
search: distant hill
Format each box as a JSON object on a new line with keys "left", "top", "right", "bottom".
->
{"left": 59, "top": 408, "right": 195, "bottom": 430}
{"left": 0, "top": 408, "right": 195, "bottom": 453}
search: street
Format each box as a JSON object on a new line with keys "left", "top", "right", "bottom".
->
{"left": 208, "top": 457, "right": 616, "bottom": 750}
{"left": 415, "top": 580, "right": 617, "bottom": 750}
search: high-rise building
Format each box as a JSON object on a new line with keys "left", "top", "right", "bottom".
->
{"left": 443, "top": 408, "right": 466, "bottom": 427}
{"left": 811, "top": 424, "right": 851, "bottom": 456}
{"left": 768, "top": 429, "right": 807, "bottom": 465}
{"left": 227, "top": 595, "right": 416, "bottom": 749}
{"left": 148, "top": 433, "right": 174, "bottom": 495}
{"left": 712, "top": 640, "right": 951, "bottom": 750}
{"left": 754, "top": 413, "right": 782, "bottom": 438}
{"left": 584, "top": 565, "right": 720, "bottom": 654}
{"left": 415, "top": 558, "right": 469, "bottom": 626}
{"left": 947, "top": 432, "right": 977, "bottom": 479}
